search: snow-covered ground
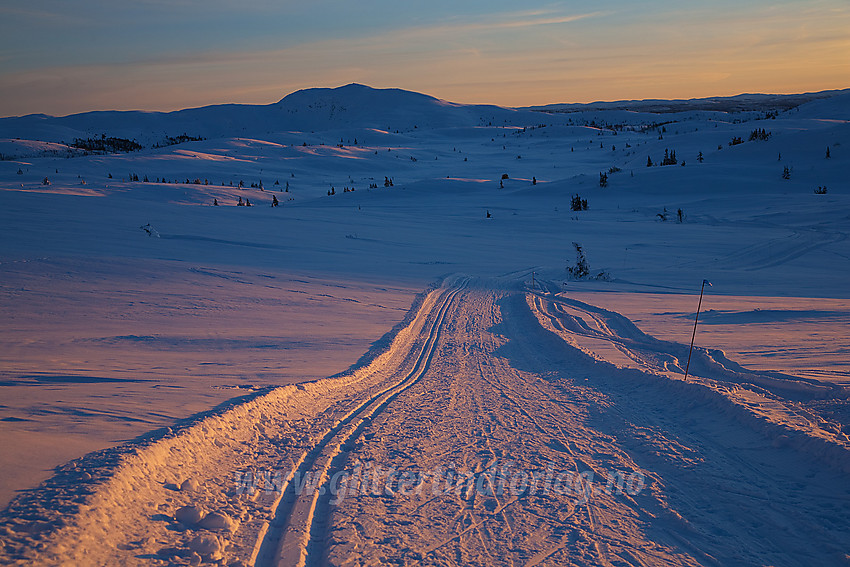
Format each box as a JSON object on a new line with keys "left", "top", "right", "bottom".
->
{"left": 0, "top": 84, "right": 848, "bottom": 565}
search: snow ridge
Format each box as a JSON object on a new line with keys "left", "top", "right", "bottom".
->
{"left": 528, "top": 290, "right": 850, "bottom": 474}
{"left": 0, "top": 278, "right": 464, "bottom": 565}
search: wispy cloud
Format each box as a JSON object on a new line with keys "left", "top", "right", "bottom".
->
{"left": 0, "top": 5, "right": 91, "bottom": 26}
{"left": 1, "top": 1, "right": 847, "bottom": 116}
{"left": 482, "top": 12, "right": 604, "bottom": 30}
{"left": 403, "top": 10, "right": 604, "bottom": 38}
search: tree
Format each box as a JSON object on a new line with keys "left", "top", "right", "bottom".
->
{"left": 826, "top": 146, "right": 831, "bottom": 159}
{"left": 697, "top": 151, "right": 704, "bottom": 163}
{"left": 646, "top": 156, "right": 654, "bottom": 167}
{"left": 571, "top": 194, "right": 588, "bottom": 211}
{"left": 599, "top": 172, "right": 608, "bottom": 188}
{"left": 565, "top": 242, "right": 609, "bottom": 281}
{"left": 566, "top": 242, "right": 589, "bottom": 279}
{"left": 782, "top": 166, "right": 791, "bottom": 180}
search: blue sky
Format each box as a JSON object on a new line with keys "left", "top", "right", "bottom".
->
{"left": 1, "top": 0, "right": 848, "bottom": 116}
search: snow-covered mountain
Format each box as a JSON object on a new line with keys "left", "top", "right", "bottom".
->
{"left": 524, "top": 89, "right": 849, "bottom": 114}
{"left": 0, "top": 83, "right": 541, "bottom": 147}
{"left": 5, "top": 83, "right": 848, "bottom": 153}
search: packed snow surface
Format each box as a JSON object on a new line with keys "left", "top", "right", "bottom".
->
{"left": 0, "top": 83, "right": 848, "bottom": 565}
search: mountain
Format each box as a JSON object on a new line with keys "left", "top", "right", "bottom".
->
{"left": 0, "top": 84, "right": 537, "bottom": 147}
{"left": 2, "top": 83, "right": 848, "bottom": 157}
{"left": 524, "top": 89, "right": 849, "bottom": 114}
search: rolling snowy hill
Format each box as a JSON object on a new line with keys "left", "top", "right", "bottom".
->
{"left": 1, "top": 84, "right": 849, "bottom": 566}
{"left": 0, "top": 83, "right": 545, "bottom": 151}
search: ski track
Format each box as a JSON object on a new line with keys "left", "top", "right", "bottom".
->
{"left": 253, "top": 278, "right": 468, "bottom": 567}
{"left": 717, "top": 228, "right": 848, "bottom": 272}
{"left": 1, "top": 279, "right": 849, "bottom": 566}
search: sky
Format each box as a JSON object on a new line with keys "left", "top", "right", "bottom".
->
{"left": 0, "top": 0, "right": 848, "bottom": 117}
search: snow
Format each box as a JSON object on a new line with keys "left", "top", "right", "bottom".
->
{"left": 0, "top": 83, "right": 848, "bottom": 565}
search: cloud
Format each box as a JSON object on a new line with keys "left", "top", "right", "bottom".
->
{"left": 0, "top": 5, "right": 91, "bottom": 26}
{"left": 1, "top": 2, "right": 848, "bottom": 115}
{"left": 394, "top": 9, "right": 604, "bottom": 40}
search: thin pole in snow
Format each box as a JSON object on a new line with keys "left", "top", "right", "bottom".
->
{"left": 684, "top": 279, "right": 711, "bottom": 381}
{"left": 531, "top": 271, "right": 536, "bottom": 290}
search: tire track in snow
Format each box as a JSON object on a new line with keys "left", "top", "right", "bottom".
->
{"left": 253, "top": 279, "right": 468, "bottom": 567}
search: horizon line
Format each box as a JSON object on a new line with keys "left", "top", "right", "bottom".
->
{"left": 3, "top": 83, "right": 848, "bottom": 120}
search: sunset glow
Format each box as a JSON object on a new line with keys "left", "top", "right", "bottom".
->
{"left": 1, "top": 1, "right": 848, "bottom": 116}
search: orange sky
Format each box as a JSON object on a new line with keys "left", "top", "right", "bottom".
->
{"left": 1, "top": 2, "right": 848, "bottom": 116}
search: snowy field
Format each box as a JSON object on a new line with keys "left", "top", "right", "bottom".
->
{"left": 0, "top": 84, "right": 848, "bottom": 565}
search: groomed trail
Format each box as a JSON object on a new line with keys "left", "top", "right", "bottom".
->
{"left": 1, "top": 278, "right": 849, "bottom": 566}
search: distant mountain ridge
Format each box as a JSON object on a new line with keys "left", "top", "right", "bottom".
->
{"left": 1, "top": 83, "right": 848, "bottom": 147}
{"left": 0, "top": 84, "right": 533, "bottom": 145}
{"left": 524, "top": 89, "right": 850, "bottom": 114}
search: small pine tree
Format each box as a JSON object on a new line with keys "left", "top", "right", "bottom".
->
{"left": 599, "top": 172, "right": 608, "bottom": 188}
{"left": 646, "top": 156, "right": 653, "bottom": 167}
{"left": 826, "top": 146, "right": 831, "bottom": 159}
{"left": 566, "top": 242, "right": 590, "bottom": 279}
{"left": 697, "top": 151, "right": 704, "bottom": 163}
{"left": 782, "top": 166, "right": 791, "bottom": 180}
{"left": 571, "top": 194, "right": 588, "bottom": 211}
